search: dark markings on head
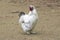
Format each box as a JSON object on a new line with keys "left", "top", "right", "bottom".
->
{"left": 29, "top": 5, "right": 34, "bottom": 11}
{"left": 29, "top": 7, "right": 33, "bottom": 11}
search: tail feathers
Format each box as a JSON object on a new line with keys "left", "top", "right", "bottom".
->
{"left": 18, "top": 12, "right": 25, "bottom": 17}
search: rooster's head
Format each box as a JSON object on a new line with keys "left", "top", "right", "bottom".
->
{"left": 29, "top": 5, "right": 35, "bottom": 11}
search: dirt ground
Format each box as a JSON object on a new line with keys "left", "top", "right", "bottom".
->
{"left": 0, "top": 0, "right": 60, "bottom": 40}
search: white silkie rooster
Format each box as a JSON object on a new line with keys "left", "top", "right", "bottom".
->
{"left": 19, "top": 5, "right": 38, "bottom": 34}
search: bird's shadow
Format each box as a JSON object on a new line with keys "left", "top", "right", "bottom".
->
{"left": 21, "top": 32, "right": 42, "bottom": 36}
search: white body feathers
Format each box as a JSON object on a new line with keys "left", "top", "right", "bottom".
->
{"left": 19, "top": 5, "right": 38, "bottom": 33}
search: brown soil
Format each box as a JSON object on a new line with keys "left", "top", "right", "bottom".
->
{"left": 0, "top": 0, "right": 60, "bottom": 40}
